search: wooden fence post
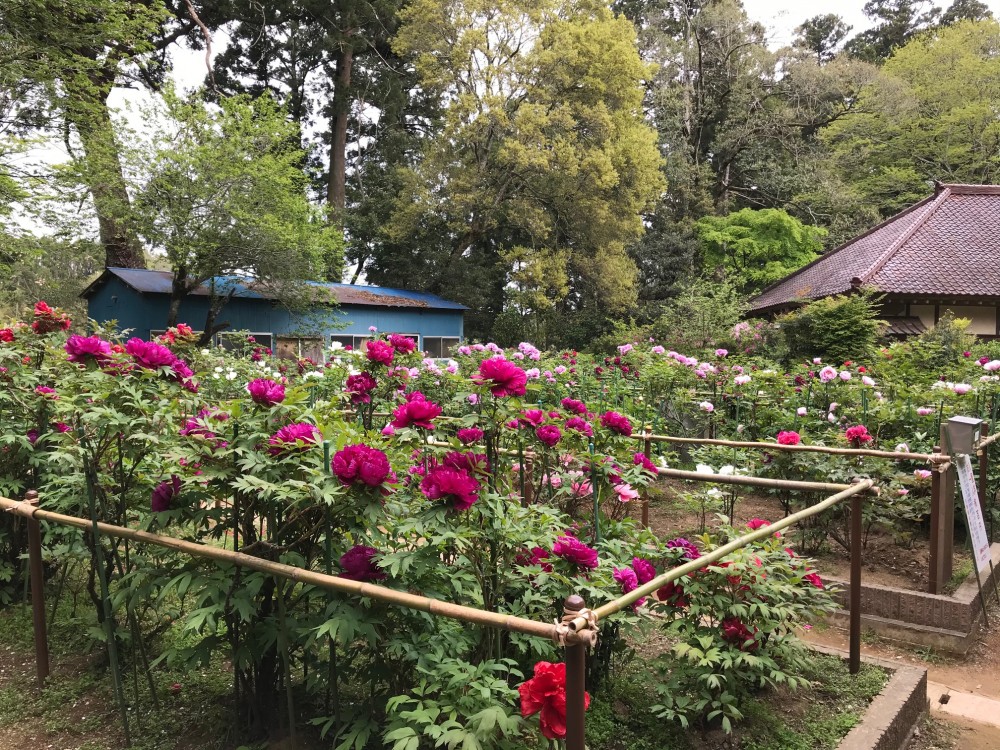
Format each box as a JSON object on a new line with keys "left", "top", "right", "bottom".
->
{"left": 849, "top": 491, "right": 862, "bottom": 675}
{"left": 25, "top": 490, "right": 50, "bottom": 687}
{"left": 563, "top": 595, "right": 588, "bottom": 750}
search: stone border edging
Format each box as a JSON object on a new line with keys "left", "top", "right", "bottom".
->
{"left": 810, "top": 644, "right": 928, "bottom": 750}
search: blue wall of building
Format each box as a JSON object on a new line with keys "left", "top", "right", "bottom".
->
{"left": 87, "top": 276, "right": 464, "bottom": 344}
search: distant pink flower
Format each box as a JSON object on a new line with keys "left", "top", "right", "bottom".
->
{"left": 552, "top": 534, "right": 598, "bottom": 570}
{"left": 916, "top": 407, "right": 933, "bottom": 416}
{"left": 420, "top": 465, "right": 480, "bottom": 510}
{"left": 53, "top": 422, "right": 71, "bottom": 433}
{"left": 268, "top": 423, "right": 321, "bottom": 455}
{"left": 715, "top": 349, "right": 728, "bottom": 357}
{"left": 457, "top": 427, "right": 484, "bottom": 445}
{"left": 34, "top": 386, "right": 58, "bottom": 399}
{"left": 953, "top": 383, "right": 972, "bottom": 395}
{"left": 914, "top": 469, "right": 932, "bottom": 480}
{"left": 819, "top": 366, "right": 837, "bottom": 382}
{"left": 26, "top": 429, "right": 39, "bottom": 445}
{"left": 776, "top": 431, "right": 800, "bottom": 446}
{"left": 171, "top": 360, "right": 198, "bottom": 392}
{"left": 31, "top": 301, "right": 71, "bottom": 334}
{"left": 651, "top": 345, "right": 665, "bottom": 354}
{"left": 65, "top": 335, "right": 113, "bottom": 365}
{"left": 474, "top": 357, "right": 527, "bottom": 397}
{"left": 561, "top": 397, "right": 587, "bottom": 414}
{"left": 615, "top": 483, "right": 639, "bottom": 502}
{"left": 339, "top": 545, "right": 385, "bottom": 582}
{"left": 633, "top": 452, "right": 657, "bottom": 476}
{"left": 391, "top": 391, "right": 442, "bottom": 429}
{"left": 247, "top": 378, "right": 285, "bottom": 407}
{"left": 565, "top": 417, "right": 593, "bottom": 437}
{"left": 0, "top": 328, "right": 14, "bottom": 343}
{"left": 797, "top": 406, "right": 807, "bottom": 416}
{"left": 600, "top": 411, "right": 633, "bottom": 437}
{"left": 839, "top": 370, "right": 852, "bottom": 381}
{"left": 520, "top": 409, "right": 546, "bottom": 427}
{"left": 516, "top": 546, "right": 553, "bottom": 573}
{"left": 126, "top": 338, "right": 176, "bottom": 369}
{"left": 699, "top": 401, "right": 714, "bottom": 412}
{"left": 734, "top": 374, "right": 751, "bottom": 385}
{"left": 366, "top": 339, "right": 395, "bottom": 366}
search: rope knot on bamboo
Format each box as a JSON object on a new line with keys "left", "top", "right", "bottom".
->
{"left": 553, "top": 608, "right": 598, "bottom": 647}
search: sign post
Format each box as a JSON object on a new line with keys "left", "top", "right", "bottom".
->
{"left": 955, "top": 454, "right": 1000, "bottom": 612}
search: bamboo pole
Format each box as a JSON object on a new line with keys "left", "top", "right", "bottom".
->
{"left": 564, "top": 480, "right": 875, "bottom": 630}
{"left": 0, "top": 496, "right": 584, "bottom": 645}
{"left": 656, "top": 467, "right": 858, "bottom": 494}
{"left": 642, "top": 435, "right": 943, "bottom": 463}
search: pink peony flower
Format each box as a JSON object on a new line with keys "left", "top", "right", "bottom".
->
{"left": 126, "top": 338, "right": 177, "bottom": 369}
{"left": 151, "top": 475, "right": 181, "bottom": 512}
{"left": 734, "top": 374, "right": 751, "bottom": 385}
{"left": 247, "top": 378, "right": 285, "bottom": 406}
{"left": 844, "top": 424, "right": 873, "bottom": 447}
{"left": 332, "top": 444, "right": 394, "bottom": 488}
{"left": 600, "top": 411, "right": 633, "bottom": 436}
{"left": 613, "top": 566, "right": 646, "bottom": 610}
{"left": 818, "top": 365, "right": 837, "bottom": 382}
{"left": 391, "top": 391, "right": 442, "bottom": 429}
{"left": 552, "top": 534, "right": 598, "bottom": 569}
{"left": 474, "top": 356, "right": 528, "bottom": 397}
{"left": 338, "top": 545, "right": 385, "bottom": 582}
{"left": 268, "top": 423, "right": 321, "bottom": 455}
{"left": 65, "top": 335, "right": 113, "bottom": 365}
{"left": 776, "top": 430, "right": 801, "bottom": 446}
{"left": 656, "top": 580, "right": 687, "bottom": 607}
{"left": 953, "top": 383, "right": 972, "bottom": 395}
{"left": 633, "top": 452, "right": 657, "bottom": 475}
{"left": 699, "top": 401, "right": 714, "bottom": 412}
{"left": 615, "top": 483, "right": 639, "bottom": 502}
{"left": 456, "top": 427, "right": 484, "bottom": 445}
{"left": 34, "top": 386, "right": 58, "bottom": 399}
{"left": 388, "top": 334, "right": 416, "bottom": 354}
{"left": 520, "top": 409, "right": 546, "bottom": 427}
{"left": 715, "top": 348, "right": 728, "bottom": 357}
{"left": 633, "top": 557, "right": 656, "bottom": 584}
{"left": 797, "top": 406, "right": 808, "bottom": 416}
{"left": 564, "top": 417, "right": 593, "bottom": 437}
{"left": 516, "top": 546, "right": 553, "bottom": 573}
{"left": 666, "top": 537, "right": 700, "bottom": 561}
{"left": 560, "top": 397, "right": 587, "bottom": 414}
{"left": 916, "top": 407, "right": 933, "bottom": 416}
{"left": 420, "top": 465, "right": 480, "bottom": 510}
{"left": 914, "top": 469, "right": 932, "bottom": 480}
{"left": 366, "top": 339, "right": 395, "bottom": 366}
{"left": 171, "top": 360, "right": 198, "bottom": 392}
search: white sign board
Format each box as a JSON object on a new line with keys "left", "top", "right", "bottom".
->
{"left": 955, "top": 454, "right": 993, "bottom": 574}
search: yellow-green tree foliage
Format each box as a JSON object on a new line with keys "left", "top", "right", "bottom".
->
{"left": 390, "top": 0, "right": 664, "bottom": 334}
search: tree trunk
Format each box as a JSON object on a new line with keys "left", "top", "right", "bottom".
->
{"left": 326, "top": 41, "right": 354, "bottom": 230}
{"left": 65, "top": 71, "right": 146, "bottom": 269}
{"left": 166, "top": 266, "right": 188, "bottom": 328}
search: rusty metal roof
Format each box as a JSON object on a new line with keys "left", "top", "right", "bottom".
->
{"left": 882, "top": 316, "right": 928, "bottom": 337}
{"left": 82, "top": 268, "right": 468, "bottom": 310}
{"left": 751, "top": 184, "right": 1000, "bottom": 313}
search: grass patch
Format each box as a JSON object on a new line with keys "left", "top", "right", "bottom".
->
{"left": 587, "top": 653, "right": 888, "bottom": 750}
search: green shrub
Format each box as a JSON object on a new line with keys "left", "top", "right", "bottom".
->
{"left": 779, "top": 290, "right": 884, "bottom": 364}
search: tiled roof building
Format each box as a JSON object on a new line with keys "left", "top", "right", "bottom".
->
{"left": 750, "top": 184, "right": 1000, "bottom": 337}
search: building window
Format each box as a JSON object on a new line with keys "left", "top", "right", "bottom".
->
{"left": 423, "top": 336, "right": 460, "bottom": 358}
{"left": 330, "top": 334, "right": 371, "bottom": 351}
{"left": 276, "top": 337, "right": 325, "bottom": 361}
{"left": 217, "top": 332, "right": 274, "bottom": 353}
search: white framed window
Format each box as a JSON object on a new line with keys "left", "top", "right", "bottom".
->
{"left": 422, "top": 336, "right": 460, "bottom": 358}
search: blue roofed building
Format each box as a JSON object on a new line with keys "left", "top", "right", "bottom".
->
{"left": 82, "top": 267, "right": 467, "bottom": 359}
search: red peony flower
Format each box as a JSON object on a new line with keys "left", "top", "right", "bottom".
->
{"left": 332, "top": 444, "right": 395, "bottom": 489}
{"left": 518, "top": 662, "right": 590, "bottom": 740}
{"left": 776, "top": 430, "right": 801, "bottom": 446}
{"left": 844, "top": 424, "right": 873, "bottom": 447}
{"left": 420, "top": 465, "right": 480, "bottom": 510}
{"left": 804, "top": 571, "right": 824, "bottom": 589}
{"left": 746, "top": 518, "right": 771, "bottom": 531}
{"left": 515, "top": 546, "right": 553, "bottom": 573}
{"left": 721, "top": 616, "right": 758, "bottom": 651}
{"left": 31, "top": 301, "right": 71, "bottom": 334}
{"left": 474, "top": 356, "right": 527, "bottom": 397}
{"left": 338, "top": 545, "right": 386, "bottom": 582}
{"left": 655, "top": 580, "right": 688, "bottom": 607}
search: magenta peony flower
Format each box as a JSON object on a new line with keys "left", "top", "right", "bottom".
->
{"left": 366, "top": 339, "right": 395, "bottom": 366}
{"left": 632, "top": 557, "right": 656, "bottom": 584}
{"left": 332, "top": 444, "right": 394, "bottom": 488}
{"left": 633, "top": 452, "right": 657, "bottom": 476}
{"left": 613, "top": 566, "right": 646, "bottom": 610}
{"left": 338, "top": 545, "right": 385, "bottom": 582}
{"left": 474, "top": 356, "right": 528, "bottom": 397}
{"left": 171, "top": 360, "right": 198, "bottom": 392}
{"left": 560, "top": 397, "right": 587, "bottom": 415}
{"left": 844, "top": 424, "right": 873, "bottom": 447}
{"left": 34, "top": 386, "right": 57, "bottom": 399}
{"left": 151, "top": 475, "right": 181, "bottom": 512}
{"left": 388, "top": 334, "right": 416, "bottom": 354}
{"left": 520, "top": 409, "right": 546, "bottom": 427}
{"left": 536, "top": 425, "right": 562, "bottom": 447}
{"left": 247, "top": 378, "right": 285, "bottom": 407}
{"left": 776, "top": 430, "right": 800, "bottom": 446}
{"left": 0, "top": 328, "right": 14, "bottom": 343}
{"left": 65, "top": 335, "right": 113, "bottom": 365}
{"left": 441, "top": 451, "right": 490, "bottom": 475}
{"left": 721, "top": 617, "right": 758, "bottom": 651}
{"left": 600, "top": 411, "right": 633, "bottom": 437}
{"left": 391, "top": 391, "right": 442, "bottom": 429}
{"left": 268, "top": 423, "right": 321, "bottom": 455}
{"left": 552, "top": 534, "right": 598, "bottom": 570}
{"left": 565, "top": 417, "right": 593, "bottom": 437}
{"left": 126, "top": 338, "right": 177, "bottom": 369}
{"left": 420, "top": 465, "right": 480, "bottom": 510}
{"left": 666, "top": 537, "right": 700, "bottom": 561}
{"left": 26, "top": 429, "right": 39, "bottom": 445}
{"left": 53, "top": 422, "right": 71, "bottom": 433}
{"left": 345, "top": 372, "right": 377, "bottom": 404}
{"left": 456, "top": 427, "right": 484, "bottom": 445}
{"left": 515, "top": 546, "right": 553, "bottom": 573}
